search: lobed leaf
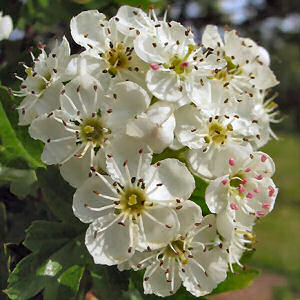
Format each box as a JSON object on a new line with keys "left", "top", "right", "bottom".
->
{"left": 5, "top": 220, "right": 89, "bottom": 300}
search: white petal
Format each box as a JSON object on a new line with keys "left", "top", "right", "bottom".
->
{"left": 138, "top": 206, "right": 179, "bottom": 249}
{"left": 250, "top": 64, "right": 279, "bottom": 89}
{"left": 192, "top": 214, "right": 218, "bottom": 245}
{"left": 146, "top": 69, "right": 182, "bottom": 102}
{"left": 17, "top": 95, "right": 38, "bottom": 125}
{"left": 60, "top": 148, "right": 106, "bottom": 188}
{"left": 134, "top": 35, "right": 169, "bottom": 64}
{"left": 60, "top": 76, "right": 104, "bottom": 118}
{"left": 73, "top": 174, "right": 116, "bottom": 223}
{"left": 29, "top": 110, "right": 78, "bottom": 165}
{"left": 126, "top": 102, "right": 175, "bottom": 153}
{"left": 85, "top": 215, "right": 136, "bottom": 265}
{"left": 34, "top": 82, "right": 63, "bottom": 116}
{"left": 70, "top": 10, "right": 108, "bottom": 51}
{"left": 146, "top": 158, "right": 195, "bottom": 202}
{"left": 0, "top": 15, "right": 13, "bottom": 40}
{"left": 176, "top": 200, "right": 202, "bottom": 235}
{"left": 247, "top": 151, "right": 275, "bottom": 177}
{"left": 202, "top": 25, "right": 223, "bottom": 49}
{"left": 116, "top": 6, "right": 154, "bottom": 36}
{"left": 105, "top": 81, "right": 150, "bottom": 131}
{"left": 174, "top": 104, "right": 205, "bottom": 149}
{"left": 105, "top": 135, "right": 152, "bottom": 183}
{"left": 187, "top": 144, "right": 252, "bottom": 180}
{"left": 181, "top": 248, "right": 227, "bottom": 297}
{"left": 144, "top": 261, "right": 181, "bottom": 296}
{"left": 205, "top": 176, "right": 229, "bottom": 213}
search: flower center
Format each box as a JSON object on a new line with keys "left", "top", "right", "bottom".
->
{"left": 205, "top": 121, "right": 233, "bottom": 145}
{"left": 103, "top": 43, "right": 130, "bottom": 76}
{"left": 214, "top": 56, "right": 242, "bottom": 81}
{"left": 79, "top": 117, "right": 109, "bottom": 146}
{"left": 164, "top": 44, "right": 195, "bottom": 77}
{"left": 119, "top": 187, "right": 148, "bottom": 215}
{"left": 26, "top": 67, "right": 52, "bottom": 93}
{"left": 165, "top": 240, "right": 189, "bottom": 264}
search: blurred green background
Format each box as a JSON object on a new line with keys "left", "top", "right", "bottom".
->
{"left": 0, "top": 0, "right": 299, "bottom": 299}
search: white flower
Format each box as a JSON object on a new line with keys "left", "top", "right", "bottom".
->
{"left": 120, "top": 201, "right": 227, "bottom": 297}
{"left": 126, "top": 101, "right": 176, "bottom": 153}
{"left": 15, "top": 37, "right": 77, "bottom": 125}
{"left": 73, "top": 136, "right": 195, "bottom": 265}
{"left": 216, "top": 210, "right": 255, "bottom": 272}
{"left": 133, "top": 21, "right": 226, "bottom": 106}
{"left": 242, "top": 90, "right": 282, "bottom": 149}
{"left": 70, "top": 10, "right": 148, "bottom": 88}
{"left": 202, "top": 25, "right": 278, "bottom": 96}
{"left": 0, "top": 12, "right": 13, "bottom": 41}
{"left": 28, "top": 79, "right": 151, "bottom": 188}
{"left": 174, "top": 81, "right": 255, "bottom": 179}
{"left": 206, "top": 151, "right": 278, "bottom": 218}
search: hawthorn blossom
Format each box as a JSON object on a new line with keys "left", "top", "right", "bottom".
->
{"left": 15, "top": 37, "right": 77, "bottom": 125}
{"left": 119, "top": 201, "right": 227, "bottom": 297}
{"left": 132, "top": 20, "right": 226, "bottom": 106}
{"left": 29, "top": 79, "right": 151, "bottom": 187}
{"left": 70, "top": 10, "right": 148, "bottom": 88}
{"left": 174, "top": 81, "right": 256, "bottom": 179}
{"left": 206, "top": 151, "right": 278, "bottom": 218}
{"left": 73, "top": 137, "right": 195, "bottom": 264}
{"left": 202, "top": 25, "right": 278, "bottom": 98}
{"left": 0, "top": 12, "right": 13, "bottom": 41}
{"left": 237, "top": 90, "right": 282, "bottom": 149}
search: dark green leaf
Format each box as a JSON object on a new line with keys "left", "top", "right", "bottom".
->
{"left": 6, "top": 221, "right": 89, "bottom": 300}
{"left": 190, "top": 176, "right": 210, "bottom": 216}
{"left": 36, "top": 166, "right": 76, "bottom": 223}
{"left": 91, "top": 266, "right": 130, "bottom": 300}
{"left": 0, "top": 164, "right": 36, "bottom": 197}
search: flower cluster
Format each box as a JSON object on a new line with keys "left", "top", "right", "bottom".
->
{"left": 15, "top": 6, "right": 280, "bottom": 297}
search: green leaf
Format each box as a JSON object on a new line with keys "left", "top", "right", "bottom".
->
{"left": 6, "top": 221, "right": 89, "bottom": 300}
{"left": 211, "top": 266, "right": 260, "bottom": 295}
{"left": 36, "top": 166, "right": 76, "bottom": 223}
{"left": 190, "top": 176, "right": 210, "bottom": 216}
{"left": 0, "top": 86, "right": 44, "bottom": 169}
{"left": 0, "top": 164, "right": 37, "bottom": 197}
{"left": 0, "top": 203, "right": 9, "bottom": 293}
{"left": 91, "top": 266, "right": 130, "bottom": 300}
{"left": 152, "top": 147, "right": 188, "bottom": 164}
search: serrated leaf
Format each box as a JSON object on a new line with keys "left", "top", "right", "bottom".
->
{"left": 211, "top": 266, "right": 260, "bottom": 295}
{"left": 36, "top": 166, "right": 76, "bottom": 222}
{"left": 0, "top": 86, "right": 44, "bottom": 169}
{"left": 6, "top": 221, "right": 89, "bottom": 300}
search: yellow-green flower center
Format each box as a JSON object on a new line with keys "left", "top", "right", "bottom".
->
{"left": 103, "top": 43, "right": 130, "bottom": 76}
{"left": 214, "top": 56, "right": 242, "bottom": 81}
{"left": 205, "top": 121, "right": 233, "bottom": 145}
{"left": 165, "top": 240, "right": 189, "bottom": 264}
{"left": 119, "top": 187, "right": 148, "bottom": 215}
{"left": 79, "top": 117, "right": 108, "bottom": 146}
